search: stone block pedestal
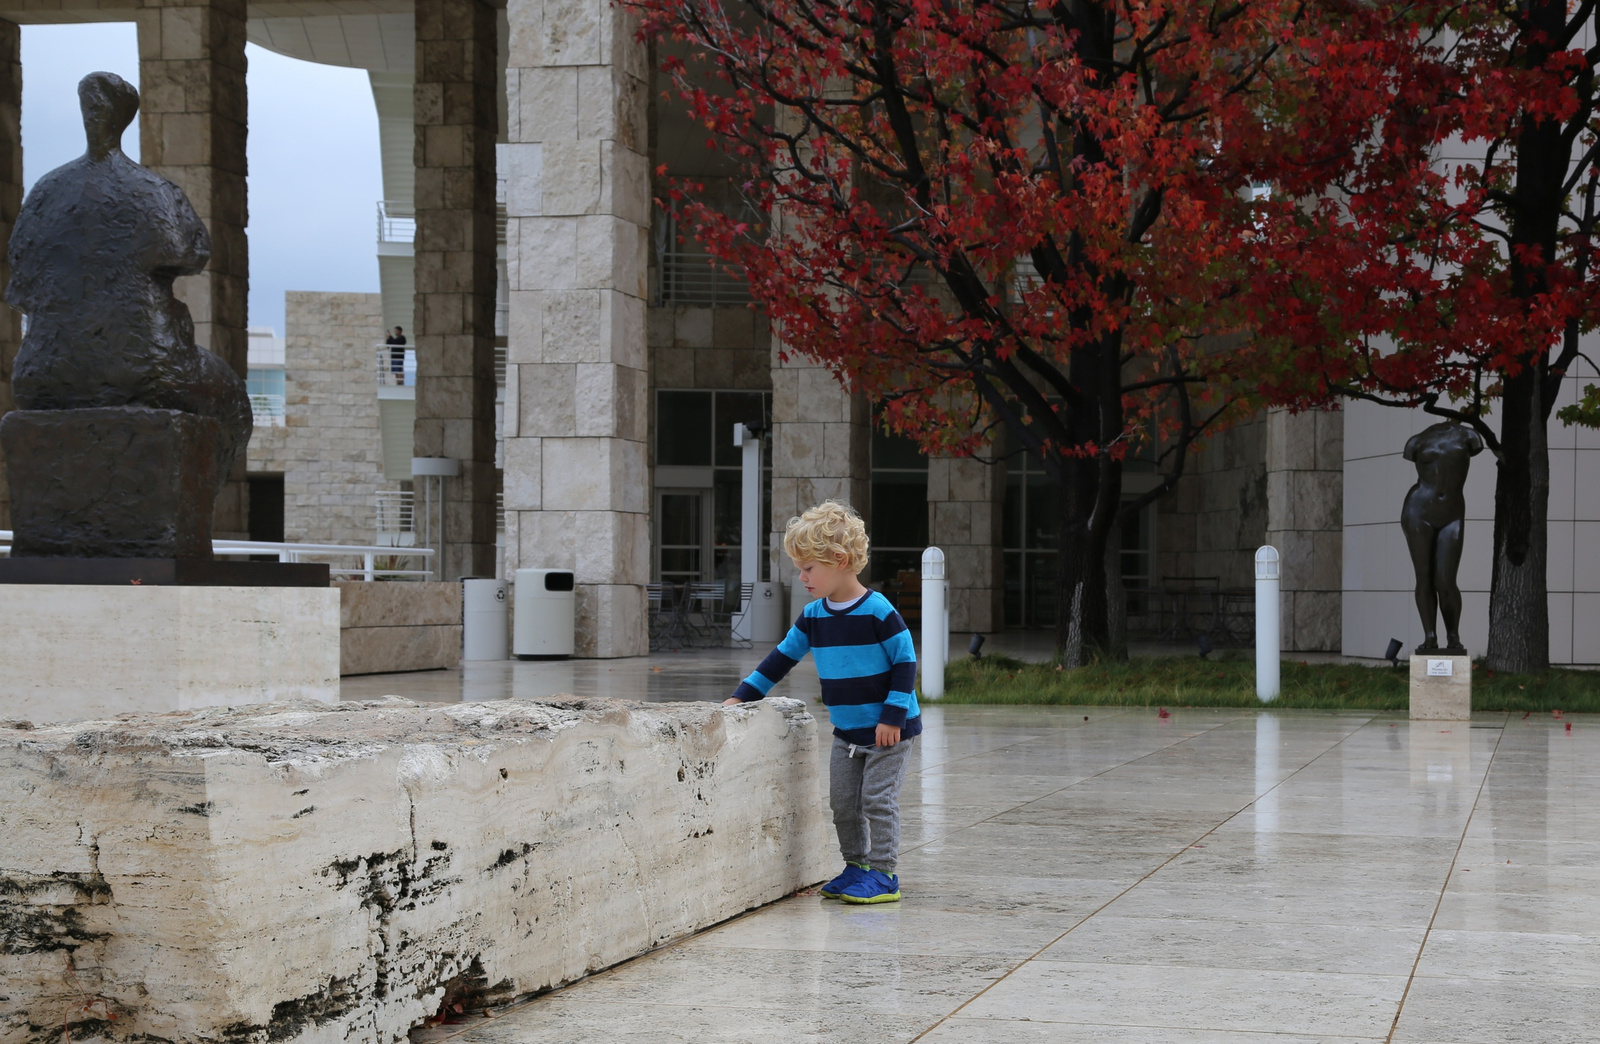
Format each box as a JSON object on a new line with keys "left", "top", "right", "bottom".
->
{"left": 1409, "top": 654, "right": 1472, "bottom": 720}
{"left": 1, "top": 407, "right": 223, "bottom": 558}
{"left": 0, "top": 585, "right": 339, "bottom": 723}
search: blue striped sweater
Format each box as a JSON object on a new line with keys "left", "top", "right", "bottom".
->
{"left": 733, "top": 590, "right": 922, "bottom": 745}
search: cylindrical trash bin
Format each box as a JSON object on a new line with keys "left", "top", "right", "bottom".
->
{"left": 747, "top": 580, "right": 787, "bottom": 644}
{"left": 462, "top": 578, "right": 509, "bottom": 661}
{"left": 513, "top": 568, "right": 576, "bottom": 659}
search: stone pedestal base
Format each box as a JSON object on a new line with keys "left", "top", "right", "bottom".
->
{"left": 0, "top": 585, "right": 339, "bottom": 724}
{"left": 1, "top": 407, "right": 222, "bottom": 558}
{"left": 1409, "top": 654, "right": 1472, "bottom": 720}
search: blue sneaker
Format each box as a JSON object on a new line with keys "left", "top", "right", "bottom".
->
{"left": 838, "top": 868, "right": 901, "bottom": 904}
{"left": 819, "top": 862, "right": 869, "bottom": 898}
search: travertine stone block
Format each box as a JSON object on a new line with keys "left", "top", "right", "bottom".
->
{"left": 0, "top": 20, "right": 21, "bottom": 531}
{"left": 1409, "top": 654, "right": 1472, "bottom": 720}
{"left": 0, "top": 697, "right": 830, "bottom": 1043}
{"left": 0, "top": 585, "right": 338, "bottom": 722}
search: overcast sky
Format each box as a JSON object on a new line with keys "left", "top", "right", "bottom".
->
{"left": 21, "top": 23, "right": 382, "bottom": 337}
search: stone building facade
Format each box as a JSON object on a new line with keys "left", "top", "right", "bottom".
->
{"left": 1, "top": 0, "right": 1594, "bottom": 662}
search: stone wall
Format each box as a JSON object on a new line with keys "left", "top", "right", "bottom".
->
{"left": 0, "top": 20, "right": 18, "bottom": 531}
{"left": 648, "top": 305, "right": 771, "bottom": 390}
{"left": 928, "top": 450, "right": 1004, "bottom": 632}
{"left": 1154, "top": 414, "right": 1267, "bottom": 591}
{"left": 1265, "top": 408, "right": 1343, "bottom": 651}
{"left": 0, "top": 696, "right": 831, "bottom": 1044}
{"left": 337, "top": 580, "right": 462, "bottom": 675}
{"left": 281, "top": 292, "right": 386, "bottom": 547}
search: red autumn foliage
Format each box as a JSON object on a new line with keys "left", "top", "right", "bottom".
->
{"left": 1235, "top": 0, "right": 1600, "bottom": 672}
{"left": 631, "top": 0, "right": 1340, "bottom": 663}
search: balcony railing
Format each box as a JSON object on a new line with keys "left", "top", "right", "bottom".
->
{"left": 657, "top": 250, "right": 753, "bottom": 307}
{"left": 375, "top": 490, "right": 416, "bottom": 546}
{"left": 250, "top": 394, "right": 285, "bottom": 426}
{"left": 377, "top": 200, "right": 415, "bottom": 244}
{"left": 377, "top": 345, "right": 506, "bottom": 388}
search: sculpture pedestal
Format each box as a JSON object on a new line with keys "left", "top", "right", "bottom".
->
{"left": 1409, "top": 654, "right": 1472, "bottom": 721}
{"left": 0, "top": 585, "right": 339, "bottom": 724}
{"left": 1, "top": 407, "right": 222, "bottom": 558}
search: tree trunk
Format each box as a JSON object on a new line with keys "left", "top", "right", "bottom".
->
{"left": 1485, "top": 367, "right": 1551, "bottom": 672}
{"left": 1104, "top": 514, "right": 1129, "bottom": 662}
{"left": 1053, "top": 454, "right": 1121, "bottom": 667}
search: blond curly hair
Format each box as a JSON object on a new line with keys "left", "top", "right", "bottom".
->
{"left": 782, "top": 500, "right": 870, "bottom": 574}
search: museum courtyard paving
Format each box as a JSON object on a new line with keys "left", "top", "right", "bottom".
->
{"left": 353, "top": 659, "right": 1598, "bottom": 1043}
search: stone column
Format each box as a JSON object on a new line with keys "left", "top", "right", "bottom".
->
{"left": 1265, "top": 408, "right": 1343, "bottom": 650}
{"left": 0, "top": 20, "right": 20, "bottom": 530}
{"left": 138, "top": 0, "right": 250, "bottom": 537}
{"left": 768, "top": 357, "right": 870, "bottom": 582}
{"left": 927, "top": 448, "right": 1004, "bottom": 632}
{"left": 501, "top": 0, "right": 651, "bottom": 656}
{"left": 413, "top": 0, "right": 501, "bottom": 580}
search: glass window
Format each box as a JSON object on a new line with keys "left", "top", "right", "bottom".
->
{"left": 868, "top": 409, "right": 928, "bottom": 590}
{"left": 247, "top": 367, "right": 285, "bottom": 398}
{"left": 656, "top": 390, "right": 714, "bottom": 466}
{"left": 714, "top": 391, "right": 770, "bottom": 467}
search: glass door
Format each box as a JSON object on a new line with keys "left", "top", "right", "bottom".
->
{"left": 655, "top": 489, "right": 713, "bottom": 585}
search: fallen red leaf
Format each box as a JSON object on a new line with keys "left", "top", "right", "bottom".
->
{"left": 1158, "top": 708, "right": 1171, "bottom": 719}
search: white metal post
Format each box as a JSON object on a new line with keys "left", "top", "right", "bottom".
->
{"left": 1255, "top": 545, "right": 1281, "bottom": 702}
{"left": 732, "top": 424, "right": 762, "bottom": 642}
{"left": 921, "top": 547, "right": 947, "bottom": 701}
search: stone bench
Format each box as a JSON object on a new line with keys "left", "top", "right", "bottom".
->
{"left": 0, "top": 696, "right": 829, "bottom": 1044}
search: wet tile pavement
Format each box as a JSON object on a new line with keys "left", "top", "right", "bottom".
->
{"left": 389, "top": 699, "right": 1597, "bottom": 1043}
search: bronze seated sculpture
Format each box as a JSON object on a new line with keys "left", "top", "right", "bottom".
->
{"left": 1, "top": 71, "right": 252, "bottom": 562}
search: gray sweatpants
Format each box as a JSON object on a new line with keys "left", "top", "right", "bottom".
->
{"left": 829, "top": 734, "right": 916, "bottom": 875}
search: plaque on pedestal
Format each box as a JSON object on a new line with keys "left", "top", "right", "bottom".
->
{"left": 1409, "top": 654, "right": 1472, "bottom": 721}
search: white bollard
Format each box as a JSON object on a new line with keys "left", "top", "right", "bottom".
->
{"left": 1255, "top": 545, "right": 1281, "bottom": 702}
{"left": 921, "top": 547, "right": 947, "bottom": 701}
{"left": 731, "top": 423, "right": 763, "bottom": 643}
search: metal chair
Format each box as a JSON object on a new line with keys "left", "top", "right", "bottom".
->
{"left": 682, "top": 581, "right": 728, "bottom": 647}
{"left": 725, "top": 582, "right": 756, "bottom": 648}
{"left": 648, "top": 582, "right": 689, "bottom": 652}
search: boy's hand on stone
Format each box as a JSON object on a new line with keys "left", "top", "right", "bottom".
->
{"left": 876, "top": 723, "right": 901, "bottom": 748}
{"left": 722, "top": 697, "right": 743, "bottom": 706}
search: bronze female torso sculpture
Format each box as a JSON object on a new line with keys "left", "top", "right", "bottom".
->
{"left": 1401, "top": 421, "right": 1484, "bottom": 654}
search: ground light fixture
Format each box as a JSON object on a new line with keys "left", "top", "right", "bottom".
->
{"left": 968, "top": 633, "right": 985, "bottom": 659}
{"left": 1385, "top": 638, "right": 1404, "bottom": 668}
{"left": 1196, "top": 633, "right": 1213, "bottom": 659}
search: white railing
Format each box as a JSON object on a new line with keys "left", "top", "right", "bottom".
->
{"left": 657, "top": 250, "right": 753, "bottom": 307}
{"left": 378, "top": 345, "right": 416, "bottom": 387}
{"left": 375, "top": 490, "right": 415, "bottom": 546}
{"left": 377, "top": 200, "right": 415, "bottom": 244}
{"left": 0, "top": 532, "right": 435, "bottom": 582}
{"left": 379, "top": 345, "right": 506, "bottom": 388}
{"left": 250, "top": 393, "right": 286, "bottom": 426}
{"left": 213, "top": 540, "right": 434, "bottom": 581}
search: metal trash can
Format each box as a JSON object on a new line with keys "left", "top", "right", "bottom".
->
{"left": 746, "top": 580, "right": 787, "bottom": 644}
{"left": 461, "top": 578, "right": 509, "bottom": 660}
{"left": 513, "top": 568, "right": 576, "bottom": 659}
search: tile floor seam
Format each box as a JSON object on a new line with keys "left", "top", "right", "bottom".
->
{"left": 1382, "top": 716, "right": 1508, "bottom": 1044}
{"left": 904, "top": 712, "right": 1383, "bottom": 1043}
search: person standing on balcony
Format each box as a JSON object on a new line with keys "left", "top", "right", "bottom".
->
{"left": 386, "top": 326, "right": 406, "bottom": 383}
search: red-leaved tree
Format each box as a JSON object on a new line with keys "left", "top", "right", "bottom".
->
{"left": 632, "top": 0, "right": 1331, "bottom": 664}
{"left": 1239, "top": 0, "right": 1600, "bottom": 673}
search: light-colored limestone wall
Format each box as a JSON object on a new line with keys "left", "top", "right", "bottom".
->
{"left": 0, "top": 696, "right": 831, "bottom": 1044}
{"left": 1155, "top": 414, "right": 1267, "bottom": 590}
{"left": 648, "top": 306, "right": 771, "bottom": 390}
{"left": 137, "top": 0, "right": 251, "bottom": 537}
{"left": 413, "top": 0, "right": 501, "bottom": 581}
{"left": 1265, "top": 409, "right": 1343, "bottom": 651}
{"left": 0, "top": 20, "right": 17, "bottom": 531}
{"left": 1341, "top": 358, "right": 1600, "bottom": 663}
{"left": 337, "top": 580, "right": 462, "bottom": 675}
{"left": 769, "top": 354, "right": 870, "bottom": 583}
{"left": 502, "top": 0, "right": 651, "bottom": 656}
{"left": 928, "top": 449, "right": 1004, "bottom": 632}
{"left": 281, "top": 291, "right": 387, "bottom": 546}
{"left": 246, "top": 418, "right": 290, "bottom": 474}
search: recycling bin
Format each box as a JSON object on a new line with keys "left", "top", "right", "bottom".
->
{"left": 461, "top": 577, "right": 509, "bottom": 660}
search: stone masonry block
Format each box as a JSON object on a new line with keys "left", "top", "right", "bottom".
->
{"left": 502, "top": 436, "right": 542, "bottom": 511}
{"left": 503, "top": 142, "right": 543, "bottom": 217}
{"left": 542, "top": 437, "right": 647, "bottom": 513}
{"left": 513, "top": 67, "right": 579, "bottom": 142}
{"left": 542, "top": 139, "right": 602, "bottom": 216}
{"left": 674, "top": 307, "right": 713, "bottom": 349}
{"left": 535, "top": 0, "right": 605, "bottom": 66}
{"left": 520, "top": 362, "right": 577, "bottom": 435}
{"left": 0, "top": 698, "right": 829, "bottom": 1043}
{"left": 576, "top": 581, "right": 648, "bottom": 656}
{"left": 541, "top": 289, "right": 603, "bottom": 361}
{"left": 518, "top": 218, "right": 579, "bottom": 291}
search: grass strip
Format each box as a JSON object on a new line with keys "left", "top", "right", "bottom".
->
{"left": 939, "top": 654, "right": 1600, "bottom": 713}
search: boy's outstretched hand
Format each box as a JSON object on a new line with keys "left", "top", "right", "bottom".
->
{"left": 722, "top": 697, "right": 743, "bottom": 706}
{"left": 876, "top": 723, "right": 902, "bottom": 748}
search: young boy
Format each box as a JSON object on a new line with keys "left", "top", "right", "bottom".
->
{"left": 723, "top": 500, "right": 922, "bottom": 904}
